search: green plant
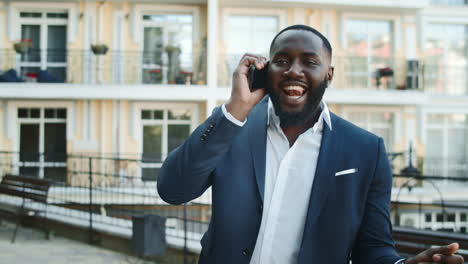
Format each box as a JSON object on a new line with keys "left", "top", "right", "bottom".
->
{"left": 91, "top": 44, "right": 109, "bottom": 55}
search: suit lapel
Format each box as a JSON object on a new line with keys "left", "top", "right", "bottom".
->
{"left": 301, "top": 113, "right": 342, "bottom": 244}
{"left": 248, "top": 97, "right": 269, "bottom": 202}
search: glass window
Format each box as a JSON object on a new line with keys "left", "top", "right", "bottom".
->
{"left": 143, "top": 125, "right": 162, "bottom": 162}
{"left": 142, "top": 13, "right": 193, "bottom": 84}
{"left": 461, "top": 213, "right": 467, "bottom": 221}
{"left": 168, "top": 124, "right": 190, "bottom": 153}
{"left": 425, "top": 113, "right": 468, "bottom": 177}
{"left": 223, "top": 15, "right": 278, "bottom": 85}
{"left": 345, "top": 20, "right": 393, "bottom": 89}
{"left": 18, "top": 108, "right": 28, "bottom": 118}
{"left": 447, "top": 213, "right": 456, "bottom": 222}
{"left": 346, "top": 111, "right": 395, "bottom": 150}
{"left": 19, "top": 12, "right": 67, "bottom": 82}
{"left": 436, "top": 213, "right": 444, "bottom": 222}
{"left": 425, "top": 213, "right": 432, "bottom": 222}
{"left": 425, "top": 23, "right": 468, "bottom": 94}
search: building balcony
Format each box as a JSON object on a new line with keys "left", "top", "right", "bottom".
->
{"left": 0, "top": 49, "right": 207, "bottom": 86}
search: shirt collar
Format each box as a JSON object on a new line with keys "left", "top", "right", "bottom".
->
{"left": 267, "top": 98, "right": 332, "bottom": 132}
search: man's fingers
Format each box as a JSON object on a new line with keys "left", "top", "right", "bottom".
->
{"left": 435, "top": 243, "right": 460, "bottom": 256}
{"left": 433, "top": 253, "right": 464, "bottom": 264}
{"left": 239, "top": 54, "right": 267, "bottom": 71}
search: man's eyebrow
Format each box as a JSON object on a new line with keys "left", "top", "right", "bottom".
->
{"left": 302, "top": 52, "right": 321, "bottom": 58}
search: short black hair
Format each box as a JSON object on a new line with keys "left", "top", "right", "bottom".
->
{"left": 269, "top": 24, "right": 332, "bottom": 58}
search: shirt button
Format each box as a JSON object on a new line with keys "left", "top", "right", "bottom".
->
{"left": 242, "top": 248, "right": 251, "bottom": 256}
{"left": 258, "top": 204, "right": 263, "bottom": 213}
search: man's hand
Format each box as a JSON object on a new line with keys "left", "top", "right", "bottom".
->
{"left": 405, "top": 243, "right": 464, "bottom": 264}
{"left": 225, "top": 53, "right": 267, "bottom": 122}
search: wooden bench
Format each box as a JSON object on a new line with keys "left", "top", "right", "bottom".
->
{"left": 0, "top": 174, "right": 53, "bottom": 243}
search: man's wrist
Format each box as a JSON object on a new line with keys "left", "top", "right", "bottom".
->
{"left": 225, "top": 99, "right": 252, "bottom": 122}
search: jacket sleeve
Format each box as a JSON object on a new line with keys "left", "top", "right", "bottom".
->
{"left": 157, "top": 106, "right": 243, "bottom": 205}
{"left": 351, "top": 138, "right": 403, "bottom": 264}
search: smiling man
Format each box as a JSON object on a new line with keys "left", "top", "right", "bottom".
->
{"left": 157, "top": 25, "right": 464, "bottom": 264}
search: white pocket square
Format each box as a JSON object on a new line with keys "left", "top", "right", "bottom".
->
{"left": 335, "top": 168, "right": 358, "bottom": 176}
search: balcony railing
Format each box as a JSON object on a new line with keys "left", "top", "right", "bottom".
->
{"left": 218, "top": 55, "right": 468, "bottom": 95}
{"left": 0, "top": 49, "right": 207, "bottom": 85}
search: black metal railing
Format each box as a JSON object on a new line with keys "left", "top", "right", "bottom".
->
{"left": 0, "top": 49, "right": 207, "bottom": 85}
{"left": 0, "top": 151, "right": 211, "bottom": 254}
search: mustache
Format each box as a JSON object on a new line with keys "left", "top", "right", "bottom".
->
{"left": 279, "top": 79, "right": 308, "bottom": 88}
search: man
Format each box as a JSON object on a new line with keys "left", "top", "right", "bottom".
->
{"left": 157, "top": 25, "right": 464, "bottom": 264}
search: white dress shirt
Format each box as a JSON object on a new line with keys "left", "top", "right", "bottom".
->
{"left": 221, "top": 101, "right": 404, "bottom": 264}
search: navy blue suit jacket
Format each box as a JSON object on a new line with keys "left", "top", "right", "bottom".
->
{"left": 158, "top": 97, "right": 402, "bottom": 264}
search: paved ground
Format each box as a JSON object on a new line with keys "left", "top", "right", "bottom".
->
{"left": 0, "top": 220, "right": 155, "bottom": 264}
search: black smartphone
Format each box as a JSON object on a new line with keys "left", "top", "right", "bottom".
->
{"left": 248, "top": 62, "right": 269, "bottom": 92}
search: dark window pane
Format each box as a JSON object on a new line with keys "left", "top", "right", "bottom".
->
{"left": 168, "top": 109, "right": 191, "bottom": 120}
{"left": 436, "top": 213, "right": 444, "bottom": 222}
{"left": 45, "top": 108, "right": 55, "bottom": 118}
{"left": 47, "top": 25, "right": 67, "bottom": 63}
{"left": 461, "top": 227, "right": 466, "bottom": 233}
{"left": 141, "top": 110, "right": 151, "bottom": 119}
{"left": 461, "top": 213, "right": 467, "bottom": 221}
{"left": 425, "top": 213, "right": 432, "bottom": 222}
{"left": 45, "top": 67, "right": 66, "bottom": 82}
{"left": 21, "top": 25, "right": 41, "bottom": 62}
{"left": 44, "top": 123, "right": 67, "bottom": 162}
{"left": 47, "top": 13, "right": 68, "bottom": 18}
{"left": 30, "top": 108, "right": 40, "bottom": 118}
{"left": 44, "top": 167, "right": 67, "bottom": 182}
{"left": 20, "top": 124, "right": 39, "bottom": 161}
{"left": 448, "top": 213, "right": 455, "bottom": 222}
{"left": 168, "top": 125, "right": 190, "bottom": 153}
{"left": 153, "top": 110, "right": 163, "bottom": 119}
{"left": 19, "top": 167, "right": 39, "bottom": 177}
{"left": 143, "top": 125, "right": 162, "bottom": 162}
{"left": 20, "top": 12, "right": 42, "bottom": 18}
{"left": 57, "top": 108, "right": 67, "bottom": 118}
{"left": 142, "top": 168, "right": 160, "bottom": 181}
{"left": 18, "top": 108, "right": 28, "bottom": 118}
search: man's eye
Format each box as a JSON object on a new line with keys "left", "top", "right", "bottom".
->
{"left": 274, "top": 59, "right": 288, "bottom": 66}
{"left": 304, "top": 60, "right": 318, "bottom": 66}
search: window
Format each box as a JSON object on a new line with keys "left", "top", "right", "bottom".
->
{"left": 140, "top": 108, "right": 194, "bottom": 181}
{"left": 344, "top": 20, "right": 394, "bottom": 89}
{"left": 222, "top": 15, "right": 279, "bottom": 85}
{"left": 425, "top": 23, "right": 468, "bottom": 94}
{"left": 425, "top": 213, "right": 432, "bottom": 222}
{"left": 345, "top": 111, "right": 395, "bottom": 150}
{"left": 141, "top": 14, "right": 193, "bottom": 84}
{"left": 19, "top": 11, "right": 67, "bottom": 82}
{"left": 17, "top": 107, "right": 67, "bottom": 182}
{"left": 425, "top": 113, "right": 468, "bottom": 177}
{"left": 431, "top": 0, "right": 468, "bottom": 5}
{"left": 436, "top": 213, "right": 444, "bottom": 222}
{"left": 461, "top": 213, "right": 467, "bottom": 221}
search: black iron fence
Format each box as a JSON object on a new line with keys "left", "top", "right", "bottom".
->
{"left": 0, "top": 151, "right": 211, "bottom": 255}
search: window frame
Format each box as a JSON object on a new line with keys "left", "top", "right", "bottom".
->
{"left": 135, "top": 102, "right": 199, "bottom": 181}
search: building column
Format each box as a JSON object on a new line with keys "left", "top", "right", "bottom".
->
{"left": 206, "top": 0, "right": 219, "bottom": 115}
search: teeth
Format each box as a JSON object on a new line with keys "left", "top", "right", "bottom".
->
{"left": 283, "top": 86, "right": 305, "bottom": 97}
{"left": 284, "top": 86, "right": 305, "bottom": 93}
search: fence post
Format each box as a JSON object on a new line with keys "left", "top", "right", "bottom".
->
{"left": 88, "top": 156, "right": 93, "bottom": 244}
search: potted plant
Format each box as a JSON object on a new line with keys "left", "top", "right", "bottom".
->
{"left": 91, "top": 44, "right": 109, "bottom": 55}
{"left": 13, "top": 39, "right": 32, "bottom": 54}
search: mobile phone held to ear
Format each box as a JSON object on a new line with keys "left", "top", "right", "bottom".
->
{"left": 248, "top": 62, "right": 269, "bottom": 92}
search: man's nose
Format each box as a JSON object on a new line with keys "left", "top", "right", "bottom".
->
{"left": 284, "top": 61, "right": 304, "bottom": 78}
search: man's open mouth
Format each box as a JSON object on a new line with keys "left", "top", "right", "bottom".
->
{"left": 282, "top": 86, "right": 306, "bottom": 100}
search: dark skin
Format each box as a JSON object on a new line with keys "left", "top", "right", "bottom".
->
{"left": 225, "top": 29, "right": 464, "bottom": 263}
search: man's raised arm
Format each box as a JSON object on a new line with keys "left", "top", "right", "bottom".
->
{"left": 157, "top": 54, "right": 267, "bottom": 205}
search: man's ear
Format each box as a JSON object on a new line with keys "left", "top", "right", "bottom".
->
{"left": 327, "top": 66, "right": 334, "bottom": 85}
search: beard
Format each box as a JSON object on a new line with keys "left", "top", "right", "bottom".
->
{"left": 268, "top": 77, "right": 328, "bottom": 127}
